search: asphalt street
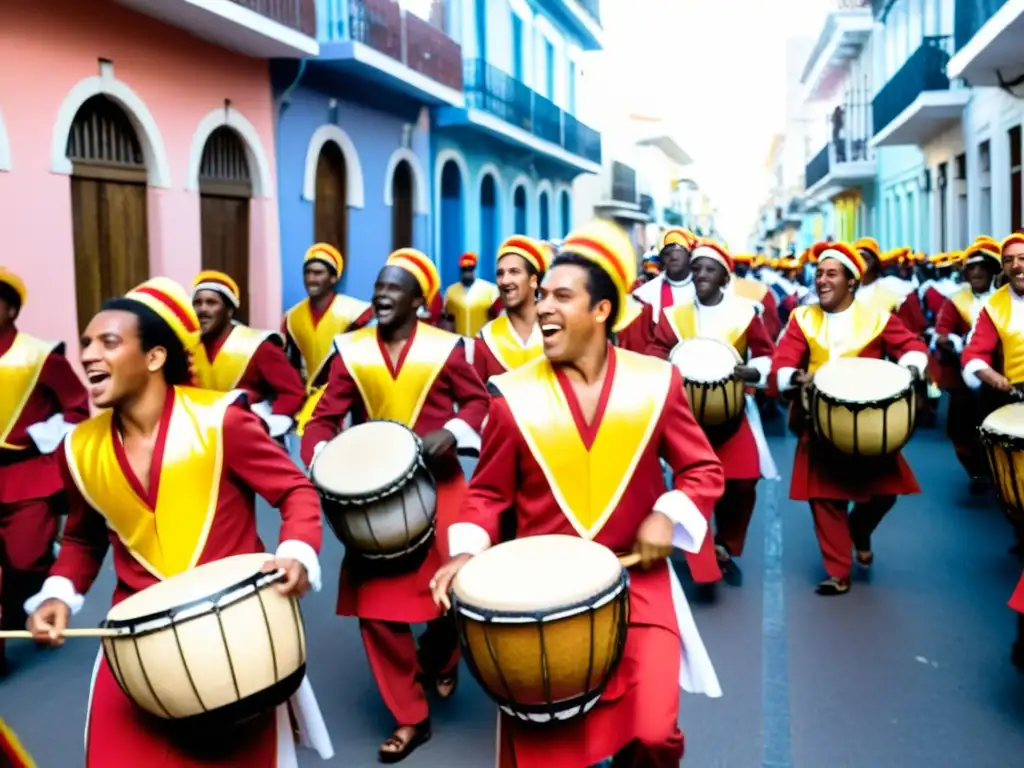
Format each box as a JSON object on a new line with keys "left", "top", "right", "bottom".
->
{"left": 3, "top": 409, "right": 1024, "bottom": 767}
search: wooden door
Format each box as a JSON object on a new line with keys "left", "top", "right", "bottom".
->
{"left": 314, "top": 141, "right": 348, "bottom": 257}
{"left": 391, "top": 160, "right": 414, "bottom": 250}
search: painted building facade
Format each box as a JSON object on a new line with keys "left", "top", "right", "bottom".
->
{"left": 0, "top": 0, "right": 315, "bottom": 348}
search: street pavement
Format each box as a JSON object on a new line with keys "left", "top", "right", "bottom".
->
{"left": 3, "top": 411, "right": 1024, "bottom": 767}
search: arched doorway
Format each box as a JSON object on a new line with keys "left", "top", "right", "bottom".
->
{"left": 199, "top": 127, "right": 252, "bottom": 322}
{"left": 560, "top": 190, "right": 571, "bottom": 237}
{"left": 539, "top": 190, "right": 550, "bottom": 240}
{"left": 68, "top": 95, "right": 150, "bottom": 333}
{"left": 439, "top": 160, "right": 464, "bottom": 287}
{"left": 391, "top": 160, "right": 414, "bottom": 250}
{"left": 513, "top": 185, "right": 527, "bottom": 234}
{"left": 479, "top": 174, "right": 499, "bottom": 275}
{"left": 314, "top": 141, "right": 348, "bottom": 263}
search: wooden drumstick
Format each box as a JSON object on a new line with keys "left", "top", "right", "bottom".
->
{"left": 618, "top": 553, "right": 642, "bottom": 568}
{"left": 0, "top": 628, "right": 119, "bottom": 640}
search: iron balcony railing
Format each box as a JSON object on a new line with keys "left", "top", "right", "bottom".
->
{"left": 464, "top": 59, "right": 602, "bottom": 164}
{"left": 954, "top": 0, "right": 1008, "bottom": 53}
{"left": 230, "top": 0, "right": 317, "bottom": 36}
{"left": 873, "top": 36, "right": 955, "bottom": 137}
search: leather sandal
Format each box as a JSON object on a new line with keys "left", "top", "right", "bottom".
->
{"left": 378, "top": 720, "right": 431, "bottom": 764}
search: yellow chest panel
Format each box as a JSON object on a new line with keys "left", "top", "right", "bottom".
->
{"left": 192, "top": 325, "right": 279, "bottom": 392}
{"left": 985, "top": 287, "right": 1024, "bottom": 383}
{"left": 793, "top": 303, "right": 890, "bottom": 375}
{"left": 446, "top": 281, "right": 499, "bottom": 337}
{"left": 665, "top": 301, "right": 754, "bottom": 357}
{"left": 479, "top": 314, "right": 544, "bottom": 373}
{"left": 286, "top": 295, "right": 371, "bottom": 387}
{"left": 0, "top": 332, "right": 57, "bottom": 450}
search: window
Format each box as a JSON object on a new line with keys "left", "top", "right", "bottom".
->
{"left": 475, "top": 0, "right": 487, "bottom": 61}
{"left": 511, "top": 14, "right": 523, "bottom": 80}
{"left": 906, "top": 189, "right": 916, "bottom": 248}
{"left": 544, "top": 40, "right": 555, "bottom": 99}
{"left": 979, "top": 140, "right": 992, "bottom": 236}
{"left": 1010, "top": 125, "right": 1021, "bottom": 233}
{"left": 937, "top": 161, "right": 948, "bottom": 251}
{"left": 568, "top": 60, "right": 577, "bottom": 114}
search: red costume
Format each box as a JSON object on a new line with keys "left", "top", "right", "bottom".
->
{"left": 772, "top": 299, "right": 928, "bottom": 581}
{"left": 730, "top": 276, "right": 782, "bottom": 339}
{"left": 961, "top": 284, "right": 1024, "bottom": 389}
{"left": 300, "top": 319, "right": 489, "bottom": 728}
{"left": 450, "top": 347, "right": 724, "bottom": 767}
{"left": 613, "top": 296, "right": 655, "bottom": 353}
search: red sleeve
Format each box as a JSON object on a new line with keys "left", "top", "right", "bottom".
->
{"left": 658, "top": 368, "right": 726, "bottom": 519}
{"left": 299, "top": 354, "right": 360, "bottom": 465}
{"left": 352, "top": 306, "right": 374, "bottom": 330}
{"left": 445, "top": 340, "right": 490, "bottom": 433}
{"left": 251, "top": 340, "right": 306, "bottom": 417}
{"left": 224, "top": 406, "right": 322, "bottom": 552}
{"left": 429, "top": 294, "right": 444, "bottom": 324}
{"left": 456, "top": 395, "right": 519, "bottom": 545}
{"left": 759, "top": 290, "right": 782, "bottom": 339}
{"left": 934, "top": 300, "right": 968, "bottom": 337}
{"left": 473, "top": 334, "right": 503, "bottom": 383}
{"left": 896, "top": 291, "right": 925, "bottom": 334}
{"left": 924, "top": 287, "right": 945, "bottom": 317}
{"left": 880, "top": 313, "right": 928, "bottom": 358}
{"left": 961, "top": 308, "right": 1000, "bottom": 370}
{"left": 745, "top": 314, "right": 775, "bottom": 359}
{"left": 40, "top": 350, "right": 89, "bottom": 424}
{"left": 489, "top": 298, "right": 504, "bottom": 319}
{"left": 615, "top": 303, "right": 654, "bottom": 354}
{"left": 646, "top": 309, "right": 677, "bottom": 360}
{"left": 770, "top": 315, "right": 810, "bottom": 376}
{"left": 48, "top": 448, "right": 111, "bottom": 595}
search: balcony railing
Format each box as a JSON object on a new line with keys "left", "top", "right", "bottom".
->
{"left": 320, "top": 0, "right": 463, "bottom": 91}
{"left": 464, "top": 59, "right": 602, "bottom": 164}
{"left": 873, "top": 36, "right": 956, "bottom": 137}
{"left": 954, "top": 0, "right": 1008, "bottom": 52}
{"left": 229, "top": 0, "right": 317, "bottom": 36}
{"left": 805, "top": 132, "right": 873, "bottom": 189}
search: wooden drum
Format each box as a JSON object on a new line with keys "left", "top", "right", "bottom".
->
{"left": 979, "top": 403, "right": 1024, "bottom": 527}
{"left": 809, "top": 357, "right": 916, "bottom": 457}
{"left": 451, "top": 535, "right": 629, "bottom": 723}
{"left": 669, "top": 338, "right": 745, "bottom": 428}
{"left": 310, "top": 420, "right": 437, "bottom": 560}
{"left": 100, "top": 553, "right": 306, "bottom": 727}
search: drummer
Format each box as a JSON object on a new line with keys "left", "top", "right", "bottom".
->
{"left": 474, "top": 236, "right": 551, "bottom": 382}
{"left": 648, "top": 239, "right": 779, "bottom": 585}
{"left": 431, "top": 219, "right": 724, "bottom": 768}
{"left": 25, "top": 277, "right": 331, "bottom": 766}
{"left": 300, "top": 249, "right": 490, "bottom": 762}
{"left": 191, "top": 270, "right": 305, "bottom": 439}
{"left": 771, "top": 241, "right": 928, "bottom": 595}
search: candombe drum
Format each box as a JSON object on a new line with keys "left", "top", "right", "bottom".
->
{"left": 310, "top": 420, "right": 437, "bottom": 560}
{"left": 808, "top": 357, "right": 916, "bottom": 457}
{"left": 100, "top": 553, "right": 306, "bottom": 726}
{"left": 451, "top": 535, "right": 630, "bottom": 723}
{"left": 669, "top": 337, "right": 746, "bottom": 428}
{"left": 979, "top": 403, "right": 1024, "bottom": 527}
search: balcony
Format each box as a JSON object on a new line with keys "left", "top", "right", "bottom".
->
{"left": 801, "top": 1, "right": 874, "bottom": 102}
{"left": 435, "top": 60, "right": 602, "bottom": 173}
{"left": 114, "top": 0, "right": 319, "bottom": 57}
{"left": 594, "top": 162, "right": 648, "bottom": 222}
{"left": 948, "top": 0, "right": 1024, "bottom": 87}
{"left": 872, "top": 36, "right": 970, "bottom": 147}
{"left": 803, "top": 133, "right": 875, "bottom": 207}
{"left": 535, "top": 0, "right": 603, "bottom": 51}
{"left": 316, "top": 0, "right": 464, "bottom": 105}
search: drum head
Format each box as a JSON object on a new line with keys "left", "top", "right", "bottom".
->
{"left": 813, "top": 357, "right": 911, "bottom": 403}
{"left": 669, "top": 338, "right": 741, "bottom": 383}
{"left": 982, "top": 403, "right": 1024, "bottom": 436}
{"left": 311, "top": 420, "right": 419, "bottom": 497}
{"left": 106, "top": 553, "right": 274, "bottom": 621}
{"left": 453, "top": 535, "right": 622, "bottom": 613}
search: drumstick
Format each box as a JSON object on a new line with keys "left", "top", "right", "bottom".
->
{"left": 618, "top": 553, "right": 642, "bottom": 568}
{"left": 0, "top": 628, "right": 119, "bottom": 640}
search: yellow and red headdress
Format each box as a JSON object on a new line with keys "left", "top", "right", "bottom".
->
{"left": 975, "top": 235, "right": 1001, "bottom": 252}
{"left": 304, "top": 243, "right": 344, "bottom": 275}
{"left": 192, "top": 270, "right": 241, "bottom": 308}
{"left": 660, "top": 227, "right": 698, "bottom": 252}
{"left": 458, "top": 252, "right": 479, "bottom": 269}
{"left": 124, "top": 277, "right": 201, "bottom": 352}
{"left": 732, "top": 253, "right": 754, "bottom": 266}
{"left": 0, "top": 267, "right": 27, "bottom": 307}
{"left": 498, "top": 236, "right": 550, "bottom": 275}
{"left": 1001, "top": 233, "right": 1024, "bottom": 256}
{"left": 811, "top": 241, "right": 867, "bottom": 280}
{"left": 853, "top": 237, "right": 881, "bottom": 260}
{"left": 386, "top": 248, "right": 441, "bottom": 305}
{"left": 690, "top": 240, "right": 735, "bottom": 274}
{"left": 963, "top": 241, "right": 1001, "bottom": 269}
{"left": 561, "top": 219, "right": 638, "bottom": 324}
{"left": 881, "top": 246, "right": 910, "bottom": 265}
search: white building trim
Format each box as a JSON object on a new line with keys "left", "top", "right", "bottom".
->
{"left": 0, "top": 107, "right": 9, "bottom": 172}
{"left": 50, "top": 62, "right": 172, "bottom": 188}
{"left": 383, "top": 147, "right": 429, "bottom": 215}
{"left": 477, "top": 162, "right": 504, "bottom": 203}
{"left": 301, "top": 124, "right": 365, "bottom": 209}
{"left": 186, "top": 105, "right": 273, "bottom": 198}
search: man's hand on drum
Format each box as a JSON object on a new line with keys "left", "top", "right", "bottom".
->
{"left": 27, "top": 599, "right": 71, "bottom": 647}
{"left": 734, "top": 364, "right": 762, "bottom": 384}
{"left": 430, "top": 553, "right": 473, "bottom": 612}
{"left": 261, "top": 558, "right": 311, "bottom": 598}
{"left": 421, "top": 428, "right": 456, "bottom": 458}
{"left": 979, "top": 368, "right": 1014, "bottom": 393}
{"left": 633, "top": 511, "right": 674, "bottom": 569}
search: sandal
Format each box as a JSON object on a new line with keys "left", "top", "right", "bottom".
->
{"left": 815, "top": 577, "right": 851, "bottom": 596}
{"left": 435, "top": 667, "right": 458, "bottom": 699}
{"left": 378, "top": 720, "right": 431, "bottom": 764}
{"left": 854, "top": 550, "right": 874, "bottom": 568}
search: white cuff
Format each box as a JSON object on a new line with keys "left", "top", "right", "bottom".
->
{"left": 448, "top": 522, "right": 492, "bottom": 557}
{"left": 947, "top": 333, "right": 964, "bottom": 354}
{"left": 776, "top": 366, "right": 797, "bottom": 392}
{"left": 444, "top": 417, "right": 481, "bottom": 453}
{"left": 275, "top": 539, "right": 322, "bottom": 593}
{"left": 897, "top": 351, "right": 928, "bottom": 376}
{"left": 747, "top": 356, "right": 771, "bottom": 388}
{"left": 23, "top": 576, "right": 85, "bottom": 616}
{"left": 962, "top": 358, "right": 990, "bottom": 390}
{"left": 26, "top": 414, "right": 74, "bottom": 455}
{"left": 463, "top": 337, "right": 475, "bottom": 365}
{"left": 653, "top": 489, "right": 708, "bottom": 554}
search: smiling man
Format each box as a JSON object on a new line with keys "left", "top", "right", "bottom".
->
{"left": 771, "top": 241, "right": 928, "bottom": 596}
{"left": 300, "top": 249, "right": 489, "bottom": 763}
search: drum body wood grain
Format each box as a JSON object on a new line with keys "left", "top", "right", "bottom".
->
{"left": 451, "top": 535, "right": 629, "bottom": 723}
{"left": 669, "top": 338, "right": 745, "bottom": 428}
{"left": 101, "top": 553, "right": 306, "bottom": 726}
{"left": 310, "top": 420, "right": 437, "bottom": 560}
{"left": 979, "top": 403, "right": 1024, "bottom": 528}
{"left": 810, "top": 357, "right": 916, "bottom": 457}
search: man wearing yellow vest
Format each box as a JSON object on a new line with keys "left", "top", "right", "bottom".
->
{"left": 443, "top": 252, "right": 501, "bottom": 338}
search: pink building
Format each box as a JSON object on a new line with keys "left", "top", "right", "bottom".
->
{"left": 0, "top": 0, "right": 318, "bottom": 350}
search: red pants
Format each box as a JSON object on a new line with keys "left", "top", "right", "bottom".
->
{"left": 715, "top": 479, "right": 757, "bottom": 557}
{"left": 359, "top": 615, "right": 459, "bottom": 726}
{"left": 0, "top": 496, "right": 58, "bottom": 631}
{"left": 946, "top": 389, "right": 988, "bottom": 479}
{"left": 809, "top": 496, "right": 896, "bottom": 579}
